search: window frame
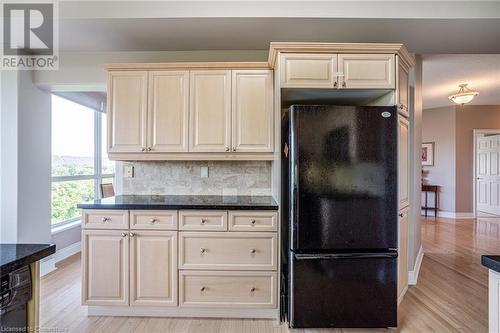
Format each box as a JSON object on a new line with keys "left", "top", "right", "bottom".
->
{"left": 51, "top": 98, "right": 114, "bottom": 229}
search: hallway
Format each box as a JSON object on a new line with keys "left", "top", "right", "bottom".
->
{"left": 39, "top": 217, "right": 496, "bottom": 332}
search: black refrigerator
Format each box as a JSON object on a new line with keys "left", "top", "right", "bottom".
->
{"left": 281, "top": 105, "right": 398, "bottom": 328}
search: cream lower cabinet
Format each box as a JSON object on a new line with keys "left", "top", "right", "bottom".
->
{"left": 398, "top": 115, "right": 410, "bottom": 210}
{"left": 397, "top": 207, "right": 409, "bottom": 303}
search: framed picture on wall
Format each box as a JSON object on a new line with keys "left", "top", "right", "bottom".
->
{"left": 422, "top": 142, "right": 435, "bottom": 166}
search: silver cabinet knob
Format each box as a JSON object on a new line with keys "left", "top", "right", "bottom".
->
{"left": 150, "top": 218, "right": 158, "bottom": 224}
{"left": 333, "top": 81, "right": 338, "bottom": 88}
{"left": 121, "top": 232, "right": 127, "bottom": 237}
{"left": 200, "top": 286, "right": 206, "bottom": 292}
{"left": 398, "top": 213, "right": 404, "bottom": 218}
{"left": 342, "top": 81, "right": 347, "bottom": 88}
{"left": 251, "top": 219, "right": 256, "bottom": 225}
{"left": 250, "top": 287, "right": 256, "bottom": 292}
{"left": 201, "top": 219, "right": 207, "bottom": 225}
{"left": 200, "top": 248, "right": 207, "bottom": 254}
{"left": 129, "top": 232, "right": 135, "bottom": 237}
{"left": 102, "top": 217, "right": 110, "bottom": 222}
{"left": 147, "top": 147, "right": 152, "bottom": 152}
{"left": 225, "top": 146, "right": 230, "bottom": 152}
{"left": 232, "top": 147, "right": 236, "bottom": 152}
{"left": 250, "top": 249, "right": 256, "bottom": 254}
{"left": 141, "top": 148, "right": 146, "bottom": 152}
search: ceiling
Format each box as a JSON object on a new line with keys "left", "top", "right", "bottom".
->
{"left": 422, "top": 55, "right": 500, "bottom": 109}
{"left": 59, "top": 17, "right": 500, "bottom": 53}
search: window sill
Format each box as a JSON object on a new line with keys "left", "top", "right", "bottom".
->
{"left": 51, "top": 219, "right": 81, "bottom": 235}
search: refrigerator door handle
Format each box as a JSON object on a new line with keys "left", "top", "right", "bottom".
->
{"left": 294, "top": 252, "right": 398, "bottom": 260}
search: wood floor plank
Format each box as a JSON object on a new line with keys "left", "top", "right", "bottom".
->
{"left": 39, "top": 216, "right": 493, "bottom": 332}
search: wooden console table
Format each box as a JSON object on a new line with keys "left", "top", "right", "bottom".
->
{"left": 422, "top": 184, "right": 439, "bottom": 217}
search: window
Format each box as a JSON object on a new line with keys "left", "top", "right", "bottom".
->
{"left": 51, "top": 94, "right": 114, "bottom": 227}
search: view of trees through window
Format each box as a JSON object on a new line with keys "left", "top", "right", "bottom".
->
{"left": 51, "top": 94, "right": 114, "bottom": 226}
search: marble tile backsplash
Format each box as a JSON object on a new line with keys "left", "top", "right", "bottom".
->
{"left": 121, "top": 161, "right": 272, "bottom": 196}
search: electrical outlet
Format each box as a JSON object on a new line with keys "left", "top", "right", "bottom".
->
{"left": 201, "top": 166, "right": 209, "bottom": 178}
{"left": 124, "top": 165, "right": 134, "bottom": 178}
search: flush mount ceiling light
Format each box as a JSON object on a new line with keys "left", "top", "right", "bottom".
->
{"left": 448, "top": 83, "right": 479, "bottom": 105}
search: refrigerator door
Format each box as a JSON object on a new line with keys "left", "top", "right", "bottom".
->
{"left": 289, "top": 251, "right": 397, "bottom": 328}
{"left": 289, "top": 105, "right": 398, "bottom": 251}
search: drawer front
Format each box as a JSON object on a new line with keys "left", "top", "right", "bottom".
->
{"left": 130, "top": 210, "right": 178, "bottom": 230}
{"left": 280, "top": 54, "right": 337, "bottom": 88}
{"left": 179, "top": 271, "right": 277, "bottom": 308}
{"left": 82, "top": 210, "right": 129, "bottom": 230}
{"left": 179, "top": 211, "right": 227, "bottom": 231}
{"left": 229, "top": 211, "right": 278, "bottom": 232}
{"left": 179, "top": 232, "right": 277, "bottom": 270}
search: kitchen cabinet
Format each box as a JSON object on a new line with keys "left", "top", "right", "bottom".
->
{"left": 232, "top": 70, "right": 274, "bottom": 152}
{"left": 338, "top": 54, "right": 395, "bottom": 89}
{"left": 397, "top": 58, "right": 410, "bottom": 116}
{"left": 107, "top": 71, "right": 148, "bottom": 153}
{"left": 82, "top": 209, "right": 129, "bottom": 230}
{"left": 398, "top": 115, "right": 410, "bottom": 210}
{"left": 397, "top": 207, "right": 409, "bottom": 303}
{"left": 189, "top": 70, "right": 232, "bottom": 152}
{"left": 280, "top": 54, "right": 338, "bottom": 88}
{"left": 148, "top": 71, "right": 189, "bottom": 152}
{"left": 130, "top": 210, "right": 178, "bottom": 230}
{"left": 130, "top": 231, "right": 178, "bottom": 306}
{"left": 82, "top": 230, "right": 129, "bottom": 306}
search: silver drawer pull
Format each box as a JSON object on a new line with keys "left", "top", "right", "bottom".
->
{"left": 200, "top": 286, "right": 206, "bottom": 292}
{"left": 129, "top": 233, "right": 135, "bottom": 237}
{"left": 102, "top": 217, "right": 110, "bottom": 222}
{"left": 121, "top": 232, "right": 127, "bottom": 237}
{"left": 250, "top": 287, "right": 256, "bottom": 292}
{"left": 251, "top": 219, "right": 256, "bottom": 225}
{"left": 200, "top": 248, "right": 207, "bottom": 254}
{"left": 250, "top": 249, "right": 256, "bottom": 254}
{"left": 201, "top": 219, "right": 207, "bottom": 225}
{"left": 150, "top": 218, "right": 158, "bottom": 224}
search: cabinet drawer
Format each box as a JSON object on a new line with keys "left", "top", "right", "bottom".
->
{"left": 82, "top": 210, "right": 129, "bottom": 230}
{"left": 179, "top": 270, "right": 277, "bottom": 308}
{"left": 280, "top": 54, "right": 337, "bottom": 88}
{"left": 130, "top": 210, "right": 178, "bottom": 230}
{"left": 179, "top": 232, "right": 277, "bottom": 270}
{"left": 179, "top": 211, "right": 227, "bottom": 231}
{"left": 229, "top": 211, "right": 278, "bottom": 232}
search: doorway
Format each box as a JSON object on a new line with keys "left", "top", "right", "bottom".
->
{"left": 473, "top": 130, "right": 500, "bottom": 217}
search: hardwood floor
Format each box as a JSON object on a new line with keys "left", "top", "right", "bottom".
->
{"left": 39, "top": 216, "right": 497, "bottom": 332}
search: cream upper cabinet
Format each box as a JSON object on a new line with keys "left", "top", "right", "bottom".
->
{"left": 338, "top": 54, "right": 395, "bottom": 89}
{"left": 82, "top": 230, "right": 129, "bottom": 306}
{"left": 280, "top": 54, "right": 338, "bottom": 88}
{"left": 130, "top": 231, "right": 178, "bottom": 307}
{"left": 148, "top": 71, "right": 189, "bottom": 152}
{"left": 398, "top": 115, "right": 410, "bottom": 210}
{"left": 397, "top": 208, "right": 409, "bottom": 303}
{"left": 397, "top": 58, "right": 410, "bottom": 114}
{"left": 108, "top": 71, "right": 148, "bottom": 153}
{"left": 231, "top": 70, "right": 274, "bottom": 153}
{"left": 189, "top": 70, "right": 232, "bottom": 152}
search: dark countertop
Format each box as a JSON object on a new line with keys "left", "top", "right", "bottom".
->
{"left": 77, "top": 195, "right": 279, "bottom": 211}
{"left": 0, "top": 244, "right": 56, "bottom": 276}
{"left": 482, "top": 255, "right": 500, "bottom": 273}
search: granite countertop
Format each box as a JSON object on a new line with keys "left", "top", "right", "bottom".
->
{"left": 0, "top": 244, "right": 56, "bottom": 276}
{"left": 482, "top": 255, "right": 500, "bottom": 273}
{"left": 77, "top": 195, "right": 279, "bottom": 210}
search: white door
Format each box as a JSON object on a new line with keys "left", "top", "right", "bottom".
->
{"left": 477, "top": 135, "right": 500, "bottom": 216}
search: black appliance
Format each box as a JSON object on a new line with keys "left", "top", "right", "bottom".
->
{"left": 281, "top": 105, "right": 398, "bottom": 328}
{"left": 0, "top": 266, "right": 32, "bottom": 330}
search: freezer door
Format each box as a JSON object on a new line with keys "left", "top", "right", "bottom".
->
{"left": 289, "top": 105, "right": 398, "bottom": 251}
{"left": 289, "top": 252, "right": 397, "bottom": 328}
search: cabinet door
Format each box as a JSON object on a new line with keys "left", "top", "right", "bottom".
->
{"left": 232, "top": 70, "right": 274, "bottom": 153}
{"left": 108, "top": 71, "right": 148, "bottom": 153}
{"left": 189, "top": 70, "right": 231, "bottom": 152}
{"left": 280, "top": 54, "right": 337, "bottom": 88}
{"left": 398, "top": 115, "right": 410, "bottom": 210}
{"left": 130, "top": 231, "right": 177, "bottom": 307}
{"left": 147, "top": 71, "right": 189, "bottom": 152}
{"left": 338, "top": 54, "right": 395, "bottom": 89}
{"left": 397, "top": 58, "right": 410, "bottom": 116}
{"left": 82, "top": 230, "right": 129, "bottom": 306}
{"left": 397, "top": 208, "right": 409, "bottom": 303}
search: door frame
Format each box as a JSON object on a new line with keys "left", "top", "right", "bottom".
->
{"left": 472, "top": 129, "right": 500, "bottom": 218}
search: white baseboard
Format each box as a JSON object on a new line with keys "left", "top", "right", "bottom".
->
{"left": 422, "top": 210, "right": 475, "bottom": 219}
{"left": 87, "top": 306, "right": 278, "bottom": 319}
{"left": 408, "top": 245, "right": 424, "bottom": 285}
{"left": 40, "top": 241, "right": 81, "bottom": 277}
